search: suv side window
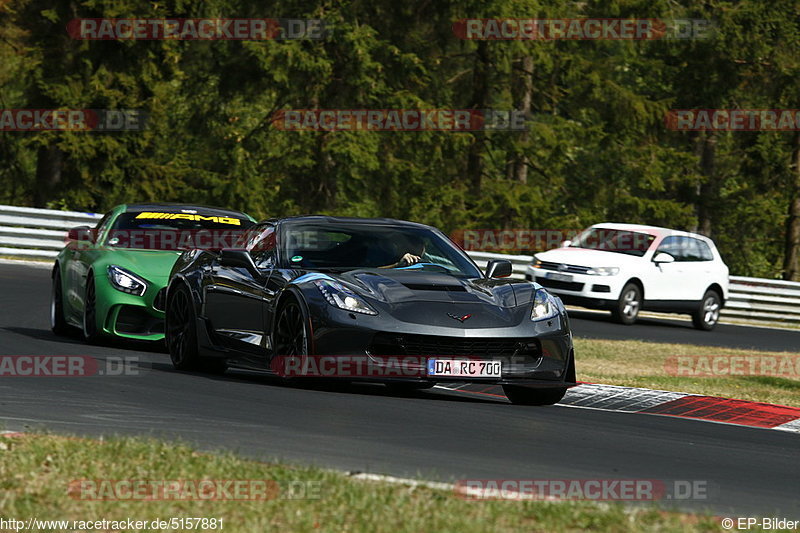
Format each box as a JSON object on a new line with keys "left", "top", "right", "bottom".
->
{"left": 249, "top": 225, "right": 276, "bottom": 269}
{"left": 683, "top": 237, "right": 714, "bottom": 261}
{"left": 656, "top": 236, "right": 714, "bottom": 262}
{"left": 655, "top": 236, "right": 684, "bottom": 261}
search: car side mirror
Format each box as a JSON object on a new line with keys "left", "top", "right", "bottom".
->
{"left": 653, "top": 252, "right": 675, "bottom": 264}
{"left": 219, "top": 249, "right": 262, "bottom": 279}
{"left": 485, "top": 259, "right": 512, "bottom": 279}
{"left": 67, "top": 226, "right": 94, "bottom": 243}
{"left": 561, "top": 240, "right": 572, "bottom": 247}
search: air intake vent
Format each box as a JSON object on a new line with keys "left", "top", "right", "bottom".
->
{"left": 402, "top": 283, "right": 466, "bottom": 292}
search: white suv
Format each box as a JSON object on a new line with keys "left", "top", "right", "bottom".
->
{"left": 525, "top": 223, "right": 729, "bottom": 330}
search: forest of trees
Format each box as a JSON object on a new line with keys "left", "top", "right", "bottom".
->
{"left": 0, "top": 0, "right": 798, "bottom": 279}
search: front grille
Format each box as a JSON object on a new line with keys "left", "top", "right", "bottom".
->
{"left": 152, "top": 288, "right": 167, "bottom": 312}
{"left": 537, "top": 261, "right": 591, "bottom": 274}
{"left": 369, "top": 332, "right": 540, "bottom": 359}
{"left": 536, "top": 277, "right": 585, "bottom": 292}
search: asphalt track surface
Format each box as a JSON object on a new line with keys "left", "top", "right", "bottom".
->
{"left": 0, "top": 263, "right": 798, "bottom": 518}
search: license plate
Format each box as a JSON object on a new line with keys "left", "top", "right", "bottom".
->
{"left": 427, "top": 359, "right": 502, "bottom": 378}
{"left": 546, "top": 272, "right": 573, "bottom": 282}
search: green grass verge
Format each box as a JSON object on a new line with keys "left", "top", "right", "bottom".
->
{"left": 574, "top": 338, "right": 800, "bottom": 407}
{"left": 0, "top": 433, "right": 732, "bottom": 533}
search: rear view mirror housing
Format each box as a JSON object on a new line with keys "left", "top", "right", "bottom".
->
{"left": 66, "top": 226, "right": 94, "bottom": 243}
{"left": 219, "top": 249, "right": 262, "bottom": 279}
{"left": 653, "top": 252, "right": 675, "bottom": 264}
{"left": 485, "top": 259, "right": 513, "bottom": 279}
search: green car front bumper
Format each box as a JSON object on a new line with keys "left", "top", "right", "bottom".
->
{"left": 93, "top": 272, "right": 169, "bottom": 341}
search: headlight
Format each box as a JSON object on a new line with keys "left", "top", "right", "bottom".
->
{"left": 531, "top": 256, "right": 543, "bottom": 269}
{"left": 586, "top": 266, "right": 619, "bottom": 276}
{"left": 531, "top": 289, "right": 559, "bottom": 321}
{"left": 107, "top": 265, "right": 148, "bottom": 296}
{"left": 314, "top": 280, "right": 377, "bottom": 316}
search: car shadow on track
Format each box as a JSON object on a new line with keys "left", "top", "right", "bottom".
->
{"left": 2, "top": 327, "right": 90, "bottom": 347}
{"left": 567, "top": 310, "right": 694, "bottom": 329}
{"left": 151, "top": 362, "right": 504, "bottom": 405}
{"left": 2, "top": 326, "right": 169, "bottom": 353}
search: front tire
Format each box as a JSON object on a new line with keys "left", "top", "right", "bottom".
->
{"left": 166, "top": 285, "right": 227, "bottom": 374}
{"left": 692, "top": 290, "right": 722, "bottom": 331}
{"left": 611, "top": 283, "right": 641, "bottom": 325}
{"left": 271, "top": 297, "right": 314, "bottom": 380}
{"left": 51, "top": 268, "right": 74, "bottom": 336}
{"left": 274, "top": 299, "right": 309, "bottom": 357}
{"left": 503, "top": 385, "right": 567, "bottom": 406}
{"left": 82, "top": 272, "right": 103, "bottom": 343}
{"left": 166, "top": 284, "right": 202, "bottom": 371}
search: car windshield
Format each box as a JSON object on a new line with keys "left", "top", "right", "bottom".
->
{"left": 569, "top": 228, "right": 655, "bottom": 257}
{"left": 105, "top": 211, "right": 254, "bottom": 250}
{"left": 281, "top": 222, "right": 483, "bottom": 277}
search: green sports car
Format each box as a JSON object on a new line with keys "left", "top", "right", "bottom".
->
{"left": 51, "top": 203, "right": 255, "bottom": 342}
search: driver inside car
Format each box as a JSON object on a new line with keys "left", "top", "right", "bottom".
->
{"left": 380, "top": 236, "right": 427, "bottom": 268}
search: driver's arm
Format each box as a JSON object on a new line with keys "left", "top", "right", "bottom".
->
{"left": 379, "top": 252, "right": 421, "bottom": 269}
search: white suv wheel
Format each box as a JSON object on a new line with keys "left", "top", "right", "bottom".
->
{"left": 612, "top": 283, "right": 641, "bottom": 325}
{"left": 693, "top": 291, "right": 721, "bottom": 331}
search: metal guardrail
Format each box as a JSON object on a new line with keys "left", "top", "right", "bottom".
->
{"left": 0, "top": 205, "right": 102, "bottom": 260}
{"left": 724, "top": 277, "right": 800, "bottom": 324}
{"left": 0, "top": 204, "right": 796, "bottom": 324}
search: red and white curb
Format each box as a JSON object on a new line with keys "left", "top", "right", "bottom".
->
{"left": 435, "top": 383, "right": 800, "bottom": 434}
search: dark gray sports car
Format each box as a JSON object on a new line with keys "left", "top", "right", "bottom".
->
{"left": 164, "top": 216, "right": 576, "bottom": 405}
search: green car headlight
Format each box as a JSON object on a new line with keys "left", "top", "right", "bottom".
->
{"left": 107, "top": 265, "right": 148, "bottom": 296}
{"left": 531, "top": 289, "right": 558, "bottom": 321}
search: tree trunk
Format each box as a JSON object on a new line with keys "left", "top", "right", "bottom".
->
{"left": 309, "top": 134, "right": 336, "bottom": 212}
{"left": 33, "top": 143, "right": 63, "bottom": 208}
{"left": 783, "top": 131, "right": 800, "bottom": 281}
{"left": 466, "top": 41, "right": 490, "bottom": 195}
{"left": 513, "top": 55, "right": 533, "bottom": 185}
{"left": 695, "top": 131, "right": 717, "bottom": 237}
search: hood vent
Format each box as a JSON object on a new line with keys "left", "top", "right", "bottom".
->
{"left": 401, "top": 283, "right": 466, "bottom": 292}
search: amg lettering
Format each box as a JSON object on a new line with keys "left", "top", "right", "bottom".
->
{"left": 134, "top": 212, "right": 241, "bottom": 226}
